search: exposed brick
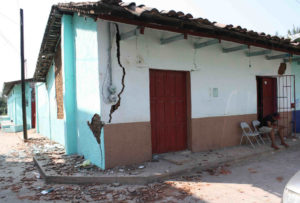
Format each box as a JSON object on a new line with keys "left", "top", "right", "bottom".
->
{"left": 54, "top": 42, "right": 64, "bottom": 119}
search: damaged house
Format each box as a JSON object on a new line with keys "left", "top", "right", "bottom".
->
{"left": 34, "top": 0, "right": 300, "bottom": 169}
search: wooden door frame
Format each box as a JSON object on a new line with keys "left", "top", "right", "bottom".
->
{"left": 149, "top": 69, "right": 192, "bottom": 153}
{"left": 256, "top": 76, "right": 278, "bottom": 120}
{"left": 186, "top": 71, "right": 192, "bottom": 151}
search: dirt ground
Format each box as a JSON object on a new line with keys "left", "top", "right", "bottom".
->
{"left": 0, "top": 130, "right": 299, "bottom": 203}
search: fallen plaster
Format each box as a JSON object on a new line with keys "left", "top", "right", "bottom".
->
{"left": 87, "top": 113, "right": 104, "bottom": 145}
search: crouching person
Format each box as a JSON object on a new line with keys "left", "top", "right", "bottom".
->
{"left": 259, "top": 113, "right": 289, "bottom": 150}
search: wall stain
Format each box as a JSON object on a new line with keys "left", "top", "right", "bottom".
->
{"left": 108, "top": 23, "right": 126, "bottom": 123}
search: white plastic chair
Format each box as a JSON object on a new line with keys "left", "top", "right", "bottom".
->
{"left": 252, "top": 120, "right": 271, "bottom": 143}
{"left": 240, "top": 122, "right": 261, "bottom": 148}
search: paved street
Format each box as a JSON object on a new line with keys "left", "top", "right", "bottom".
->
{"left": 0, "top": 130, "right": 299, "bottom": 202}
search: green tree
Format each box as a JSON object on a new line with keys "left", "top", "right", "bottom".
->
{"left": 288, "top": 25, "right": 300, "bottom": 35}
{"left": 0, "top": 94, "right": 7, "bottom": 115}
{"left": 287, "top": 25, "right": 300, "bottom": 42}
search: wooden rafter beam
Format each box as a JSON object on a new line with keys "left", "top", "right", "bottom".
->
{"left": 194, "top": 39, "right": 219, "bottom": 49}
{"left": 223, "top": 44, "right": 248, "bottom": 53}
{"left": 283, "top": 56, "right": 300, "bottom": 63}
{"left": 120, "top": 28, "right": 140, "bottom": 40}
{"left": 246, "top": 49, "right": 271, "bottom": 57}
{"left": 160, "top": 34, "right": 187, "bottom": 45}
{"left": 265, "top": 53, "right": 291, "bottom": 60}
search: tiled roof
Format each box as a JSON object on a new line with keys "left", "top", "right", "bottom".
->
{"left": 34, "top": 0, "right": 300, "bottom": 80}
{"left": 2, "top": 78, "right": 35, "bottom": 96}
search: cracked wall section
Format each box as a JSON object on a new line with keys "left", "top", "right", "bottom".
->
{"left": 108, "top": 24, "right": 126, "bottom": 123}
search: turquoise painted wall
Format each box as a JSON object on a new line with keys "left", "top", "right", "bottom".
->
{"left": 35, "top": 64, "right": 65, "bottom": 146}
{"left": 36, "top": 14, "right": 105, "bottom": 169}
{"left": 72, "top": 14, "right": 105, "bottom": 169}
{"left": 7, "top": 83, "right": 32, "bottom": 128}
{"left": 62, "top": 15, "right": 78, "bottom": 154}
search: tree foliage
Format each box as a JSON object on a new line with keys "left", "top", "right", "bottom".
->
{"left": 0, "top": 94, "right": 7, "bottom": 115}
{"left": 288, "top": 25, "right": 300, "bottom": 35}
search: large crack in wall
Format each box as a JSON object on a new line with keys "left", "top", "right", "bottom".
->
{"left": 86, "top": 24, "right": 125, "bottom": 165}
{"left": 108, "top": 24, "right": 126, "bottom": 123}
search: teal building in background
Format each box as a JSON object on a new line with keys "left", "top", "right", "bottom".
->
{"left": 2, "top": 79, "right": 35, "bottom": 132}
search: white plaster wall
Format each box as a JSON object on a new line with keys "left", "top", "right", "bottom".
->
{"left": 98, "top": 20, "right": 292, "bottom": 124}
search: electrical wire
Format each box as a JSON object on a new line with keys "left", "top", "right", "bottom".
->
{"left": 0, "top": 11, "right": 18, "bottom": 25}
{"left": 0, "top": 30, "right": 18, "bottom": 53}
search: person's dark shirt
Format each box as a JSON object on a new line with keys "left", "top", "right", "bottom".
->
{"left": 260, "top": 114, "right": 276, "bottom": 127}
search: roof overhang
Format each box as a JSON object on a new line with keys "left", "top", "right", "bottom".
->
{"left": 33, "top": 0, "right": 300, "bottom": 81}
{"left": 2, "top": 78, "right": 40, "bottom": 96}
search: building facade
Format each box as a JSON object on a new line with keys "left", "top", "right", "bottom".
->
{"left": 33, "top": 0, "right": 300, "bottom": 169}
{"left": 2, "top": 80, "right": 34, "bottom": 132}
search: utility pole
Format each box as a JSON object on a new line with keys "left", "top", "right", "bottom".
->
{"left": 20, "top": 9, "right": 27, "bottom": 140}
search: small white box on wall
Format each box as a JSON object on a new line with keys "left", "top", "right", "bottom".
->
{"left": 213, "top": 88, "right": 218, "bottom": 97}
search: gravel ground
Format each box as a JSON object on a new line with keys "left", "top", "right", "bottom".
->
{"left": 0, "top": 130, "right": 299, "bottom": 202}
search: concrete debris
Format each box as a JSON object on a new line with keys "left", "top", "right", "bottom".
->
{"left": 276, "top": 176, "right": 284, "bottom": 182}
{"left": 32, "top": 143, "right": 64, "bottom": 155}
{"left": 41, "top": 188, "right": 54, "bottom": 195}
{"left": 138, "top": 165, "right": 145, "bottom": 169}
{"left": 206, "top": 165, "right": 231, "bottom": 176}
{"left": 127, "top": 187, "right": 135, "bottom": 193}
{"left": 112, "top": 182, "right": 121, "bottom": 187}
{"left": 248, "top": 168, "right": 258, "bottom": 174}
{"left": 129, "top": 171, "right": 140, "bottom": 175}
{"left": 180, "top": 150, "right": 191, "bottom": 155}
{"left": 32, "top": 172, "right": 41, "bottom": 179}
{"left": 151, "top": 155, "right": 160, "bottom": 162}
{"left": 80, "top": 160, "right": 91, "bottom": 167}
{"left": 0, "top": 129, "right": 299, "bottom": 202}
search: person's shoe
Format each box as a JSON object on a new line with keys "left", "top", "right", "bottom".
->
{"left": 281, "top": 143, "right": 289, "bottom": 148}
{"left": 271, "top": 144, "right": 280, "bottom": 150}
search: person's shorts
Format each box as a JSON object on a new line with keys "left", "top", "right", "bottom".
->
{"left": 258, "top": 126, "right": 273, "bottom": 133}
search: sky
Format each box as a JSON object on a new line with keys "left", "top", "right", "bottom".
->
{"left": 0, "top": 0, "right": 300, "bottom": 91}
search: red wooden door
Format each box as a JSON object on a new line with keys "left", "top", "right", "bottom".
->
{"left": 261, "top": 77, "right": 277, "bottom": 117}
{"left": 31, "top": 87, "right": 36, "bottom": 129}
{"left": 31, "top": 101, "right": 36, "bottom": 128}
{"left": 150, "top": 69, "right": 187, "bottom": 154}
